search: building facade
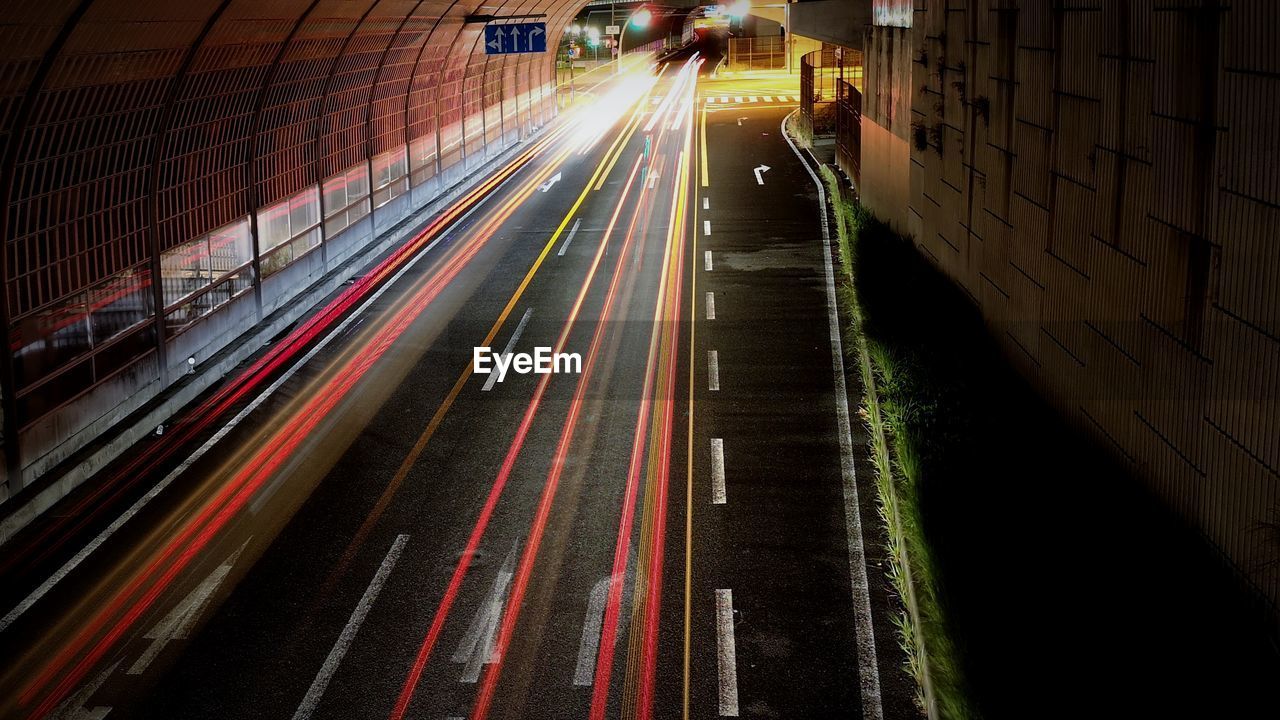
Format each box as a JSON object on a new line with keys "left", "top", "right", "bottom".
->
{"left": 850, "top": 0, "right": 1280, "bottom": 617}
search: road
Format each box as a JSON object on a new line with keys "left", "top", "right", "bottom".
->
{"left": 0, "top": 44, "right": 903, "bottom": 720}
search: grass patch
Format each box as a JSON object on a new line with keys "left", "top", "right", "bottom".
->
{"left": 819, "top": 164, "right": 978, "bottom": 720}
{"left": 786, "top": 112, "right": 814, "bottom": 150}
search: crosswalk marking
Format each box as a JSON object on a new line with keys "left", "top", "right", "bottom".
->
{"left": 703, "top": 95, "right": 798, "bottom": 105}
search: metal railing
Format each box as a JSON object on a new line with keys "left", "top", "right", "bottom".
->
{"left": 800, "top": 47, "right": 864, "bottom": 137}
{"left": 835, "top": 79, "right": 862, "bottom": 187}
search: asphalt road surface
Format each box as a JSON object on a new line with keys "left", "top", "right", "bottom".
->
{"left": 0, "top": 43, "right": 906, "bottom": 720}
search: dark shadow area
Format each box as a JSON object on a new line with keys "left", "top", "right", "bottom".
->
{"left": 854, "top": 220, "right": 1280, "bottom": 718}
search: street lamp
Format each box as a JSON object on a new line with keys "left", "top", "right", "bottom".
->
{"left": 615, "top": 5, "right": 663, "bottom": 74}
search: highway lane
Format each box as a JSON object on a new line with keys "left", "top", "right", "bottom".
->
{"left": 681, "top": 100, "right": 886, "bottom": 719}
{"left": 0, "top": 40, "right": 906, "bottom": 720}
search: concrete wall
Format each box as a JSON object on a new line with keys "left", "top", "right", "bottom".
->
{"left": 790, "top": 0, "right": 873, "bottom": 49}
{"left": 897, "top": 0, "right": 1280, "bottom": 616}
{"left": 860, "top": 24, "right": 912, "bottom": 235}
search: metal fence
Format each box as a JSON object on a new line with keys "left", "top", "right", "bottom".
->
{"left": 835, "top": 79, "right": 862, "bottom": 187}
{"left": 727, "top": 36, "right": 785, "bottom": 71}
{"left": 801, "top": 46, "right": 864, "bottom": 140}
{"left": 799, "top": 47, "right": 839, "bottom": 134}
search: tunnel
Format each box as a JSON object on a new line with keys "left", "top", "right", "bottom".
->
{"left": 0, "top": 0, "right": 602, "bottom": 508}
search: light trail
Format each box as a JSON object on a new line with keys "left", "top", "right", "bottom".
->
{"left": 469, "top": 149, "right": 660, "bottom": 719}
{"left": 315, "top": 95, "right": 653, "bottom": 599}
{"left": 0, "top": 122, "right": 575, "bottom": 585}
{"left": 17, "top": 121, "right": 590, "bottom": 720}
{"left": 387, "top": 156, "right": 647, "bottom": 720}
{"left": 587, "top": 63, "right": 699, "bottom": 720}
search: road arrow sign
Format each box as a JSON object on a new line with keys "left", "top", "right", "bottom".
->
{"left": 540, "top": 172, "right": 562, "bottom": 192}
{"left": 484, "top": 22, "right": 547, "bottom": 54}
{"left": 754, "top": 164, "right": 771, "bottom": 185}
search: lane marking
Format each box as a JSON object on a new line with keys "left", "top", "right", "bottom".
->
{"left": 557, "top": 218, "right": 581, "bottom": 256}
{"left": 705, "top": 291, "right": 715, "bottom": 320}
{"left": 763, "top": 95, "right": 774, "bottom": 102}
{"left": 684, "top": 105, "right": 702, "bottom": 720}
{"left": 781, "top": 110, "right": 885, "bottom": 720}
{"left": 704, "top": 250, "right": 713, "bottom": 272}
{"left": 451, "top": 540, "right": 517, "bottom": 683}
{"left": 707, "top": 350, "right": 720, "bottom": 391}
{"left": 480, "top": 308, "right": 533, "bottom": 392}
{"left": 128, "top": 539, "right": 249, "bottom": 675}
{"left": 703, "top": 220, "right": 711, "bottom": 237}
{"left": 718, "top": 95, "right": 728, "bottom": 103}
{"left": 699, "top": 105, "right": 709, "bottom": 187}
{"left": 574, "top": 577, "right": 610, "bottom": 686}
{"left": 748, "top": 96, "right": 758, "bottom": 103}
{"left": 715, "top": 589, "right": 739, "bottom": 716}
{"left": 733, "top": 96, "right": 743, "bottom": 103}
{"left": 710, "top": 439, "right": 726, "bottom": 505}
{"left": 702, "top": 197, "right": 709, "bottom": 210}
{"left": 292, "top": 534, "right": 408, "bottom": 720}
{"left": 48, "top": 660, "right": 118, "bottom": 720}
{"left": 539, "top": 171, "right": 562, "bottom": 192}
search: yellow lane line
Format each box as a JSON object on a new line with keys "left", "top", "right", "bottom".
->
{"left": 683, "top": 90, "right": 702, "bottom": 720}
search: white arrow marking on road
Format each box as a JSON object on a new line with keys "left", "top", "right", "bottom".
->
{"left": 128, "top": 539, "right": 250, "bottom": 675}
{"left": 452, "top": 540, "right": 518, "bottom": 682}
{"left": 49, "top": 661, "right": 119, "bottom": 720}
{"left": 573, "top": 577, "right": 610, "bottom": 686}
{"left": 648, "top": 170, "right": 660, "bottom": 188}
{"left": 539, "top": 172, "right": 562, "bottom": 192}
{"left": 574, "top": 572, "right": 633, "bottom": 686}
{"left": 753, "top": 164, "right": 770, "bottom": 185}
{"left": 737, "top": 117, "right": 747, "bottom": 126}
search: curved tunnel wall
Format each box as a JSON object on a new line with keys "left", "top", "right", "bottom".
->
{"left": 0, "top": 0, "right": 587, "bottom": 499}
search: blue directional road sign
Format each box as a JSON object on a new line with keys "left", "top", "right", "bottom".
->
{"left": 484, "top": 22, "right": 547, "bottom": 54}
